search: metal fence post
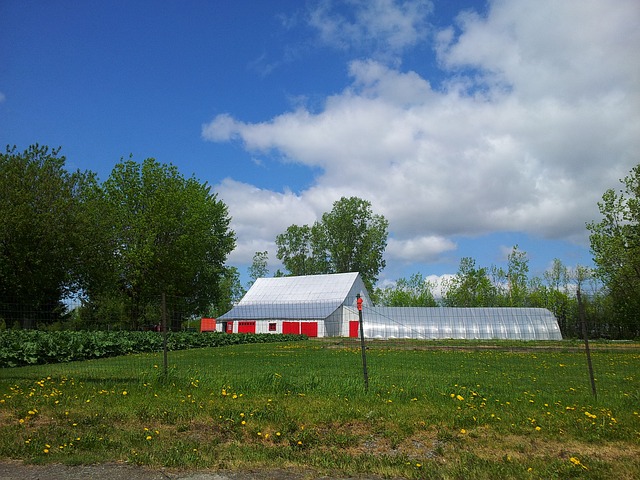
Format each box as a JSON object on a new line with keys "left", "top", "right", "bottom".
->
{"left": 357, "top": 294, "right": 369, "bottom": 391}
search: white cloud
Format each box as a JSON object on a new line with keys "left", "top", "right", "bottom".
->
{"left": 308, "top": 0, "right": 432, "bottom": 60}
{"left": 207, "top": 0, "right": 640, "bottom": 269}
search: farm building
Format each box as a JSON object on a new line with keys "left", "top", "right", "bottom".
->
{"left": 217, "top": 272, "right": 562, "bottom": 340}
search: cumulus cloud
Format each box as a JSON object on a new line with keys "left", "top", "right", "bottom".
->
{"left": 204, "top": 0, "right": 640, "bottom": 268}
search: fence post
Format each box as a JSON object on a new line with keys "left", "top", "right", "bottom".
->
{"left": 357, "top": 294, "right": 369, "bottom": 391}
{"left": 578, "top": 287, "right": 597, "bottom": 399}
{"left": 162, "top": 292, "right": 168, "bottom": 377}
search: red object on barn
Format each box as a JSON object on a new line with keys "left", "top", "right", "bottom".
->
{"left": 200, "top": 318, "right": 216, "bottom": 332}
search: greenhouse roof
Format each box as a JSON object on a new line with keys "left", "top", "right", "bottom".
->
{"left": 344, "top": 306, "right": 562, "bottom": 340}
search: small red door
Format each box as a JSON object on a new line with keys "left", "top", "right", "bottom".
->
{"left": 300, "top": 322, "right": 318, "bottom": 337}
{"left": 349, "top": 321, "right": 360, "bottom": 338}
{"left": 237, "top": 321, "right": 256, "bottom": 333}
{"left": 225, "top": 321, "right": 233, "bottom": 334}
{"left": 282, "top": 321, "right": 300, "bottom": 334}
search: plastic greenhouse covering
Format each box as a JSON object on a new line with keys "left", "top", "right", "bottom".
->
{"left": 345, "top": 306, "right": 562, "bottom": 340}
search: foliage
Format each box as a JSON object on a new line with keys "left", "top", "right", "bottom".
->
{"left": 1, "top": 340, "right": 638, "bottom": 478}
{"left": 374, "top": 273, "right": 438, "bottom": 306}
{"left": 80, "top": 157, "right": 236, "bottom": 330}
{"left": 276, "top": 197, "right": 388, "bottom": 292}
{"left": 0, "top": 330, "right": 306, "bottom": 368}
{"left": 0, "top": 145, "right": 94, "bottom": 328}
{"left": 275, "top": 224, "right": 328, "bottom": 276}
{"left": 442, "top": 257, "right": 499, "bottom": 307}
{"left": 247, "top": 251, "right": 269, "bottom": 288}
{"left": 587, "top": 163, "right": 640, "bottom": 337}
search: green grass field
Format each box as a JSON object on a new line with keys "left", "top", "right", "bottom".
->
{"left": 1, "top": 339, "right": 639, "bottom": 479}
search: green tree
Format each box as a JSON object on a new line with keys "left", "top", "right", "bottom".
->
{"left": 82, "top": 157, "right": 235, "bottom": 330}
{"left": 0, "top": 145, "right": 91, "bottom": 328}
{"left": 210, "top": 266, "right": 244, "bottom": 317}
{"left": 587, "top": 164, "right": 640, "bottom": 337}
{"left": 275, "top": 224, "right": 328, "bottom": 276}
{"left": 248, "top": 251, "right": 269, "bottom": 287}
{"left": 374, "top": 273, "right": 437, "bottom": 307}
{"left": 276, "top": 197, "right": 388, "bottom": 292}
{"left": 442, "top": 257, "right": 497, "bottom": 307}
{"left": 506, "top": 245, "right": 529, "bottom": 306}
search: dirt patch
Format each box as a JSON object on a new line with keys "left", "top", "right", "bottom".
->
{"left": 0, "top": 460, "right": 385, "bottom": 480}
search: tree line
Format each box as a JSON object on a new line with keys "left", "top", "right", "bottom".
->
{"left": 2, "top": 144, "right": 638, "bottom": 338}
{"left": 1, "top": 145, "right": 237, "bottom": 330}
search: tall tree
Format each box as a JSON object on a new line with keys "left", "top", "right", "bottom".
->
{"left": 374, "top": 273, "right": 437, "bottom": 307}
{"left": 275, "top": 224, "right": 328, "bottom": 276}
{"left": 442, "top": 257, "right": 497, "bottom": 307}
{"left": 0, "top": 145, "right": 91, "bottom": 328}
{"left": 506, "top": 245, "right": 530, "bottom": 306}
{"left": 82, "top": 157, "right": 235, "bottom": 329}
{"left": 276, "top": 197, "right": 388, "bottom": 292}
{"left": 587, "top": 164, "right": 640, "bottom": 337}
{"left": 248, "top": 251, "right": 269, "bottom": 287}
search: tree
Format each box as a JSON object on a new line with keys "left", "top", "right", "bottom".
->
{"left": 81, "top": 157, "right": 235, "bottom": 330}
{"left": 320, "top": 197, "right": 388, "bottom": 292}
{"left": 442, "top": 257, "right": 497, "bottom": 307}
{"left": 0, "top": 145, "right": 92, "bottom": 328}
{"left": 210, "top": 266, "right": 244, "bottom": 317}
{"left": 275, "top": 197, "right": 388, "bottom": 292}
{"left": 248, "top": 251, "right": 269, "bottom": 287}
{"left": 374, "top": 273, "right": 437, "bottom": 307}
{"left": 587, "top": 164, "right": 640, "bottom": 337}
{"left": 275, "top": 224, "right": 328, "bottom": 276}
{"left": 506, "top": 245, "right": 529, "bottom": 306}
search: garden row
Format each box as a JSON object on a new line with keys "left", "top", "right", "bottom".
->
{"left": 0, "top": 330, "right": 306, "bottom": 368}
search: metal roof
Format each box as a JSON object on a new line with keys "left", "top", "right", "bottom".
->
{"left": 219, "top": 272, "right": 369, "bottom": 320}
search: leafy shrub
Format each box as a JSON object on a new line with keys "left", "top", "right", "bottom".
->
{"left": 0, "top": 330, "right": 307, "bottom": 367}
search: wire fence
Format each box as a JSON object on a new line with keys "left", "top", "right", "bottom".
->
{"left": 2, "top": 296, "right": 626, "bottom": 400}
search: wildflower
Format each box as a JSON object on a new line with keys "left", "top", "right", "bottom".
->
{"left": 570, "top": 457, "right": 588, "bottom": 470}
{"left": 535, "top": 426, "right": 541, "bottom": 431}
{"left": 146, "top": 435, "right": 152, "bottom": 440}
{"left": 456, "top": 394, "right": 464, "bottom": 401}
{"left": 122, "top": 391, "right": 127, "bottom": 396}
{"left": 460, "top": 429, "right": 467, "bottom": 434}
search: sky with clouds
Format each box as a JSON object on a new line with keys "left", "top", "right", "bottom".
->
{"left": 1, "top": 0, "right": 638, "bottom": 286}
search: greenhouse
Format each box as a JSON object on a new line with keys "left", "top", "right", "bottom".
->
{"left": 217, "top": 272, "right": 562, "bottom": 340}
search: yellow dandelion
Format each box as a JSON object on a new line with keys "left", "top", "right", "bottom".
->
{"left": 146, "top": 435, "right": 152, "bottom": 440}
{"left": 456, "top": 394, "right": 464, "bottom": 401}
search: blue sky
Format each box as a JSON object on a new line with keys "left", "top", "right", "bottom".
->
{"left": 2, "top": 0, "right": 639, "bottom": 287}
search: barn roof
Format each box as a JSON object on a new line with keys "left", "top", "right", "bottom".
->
{"left": 219, "top": 272, "right": 370, "bottom": 320}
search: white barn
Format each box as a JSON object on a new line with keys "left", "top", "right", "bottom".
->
{"left": 217, "top": 272, "right": 562, "bottom": 340}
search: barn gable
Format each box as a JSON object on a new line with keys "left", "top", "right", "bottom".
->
{"left": 218, "top": 272, "right": 370, "bottom": 336}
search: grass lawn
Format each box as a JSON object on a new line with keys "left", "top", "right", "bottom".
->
{"left": 1, "top": 339, "right": 639, "bottom": 479}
